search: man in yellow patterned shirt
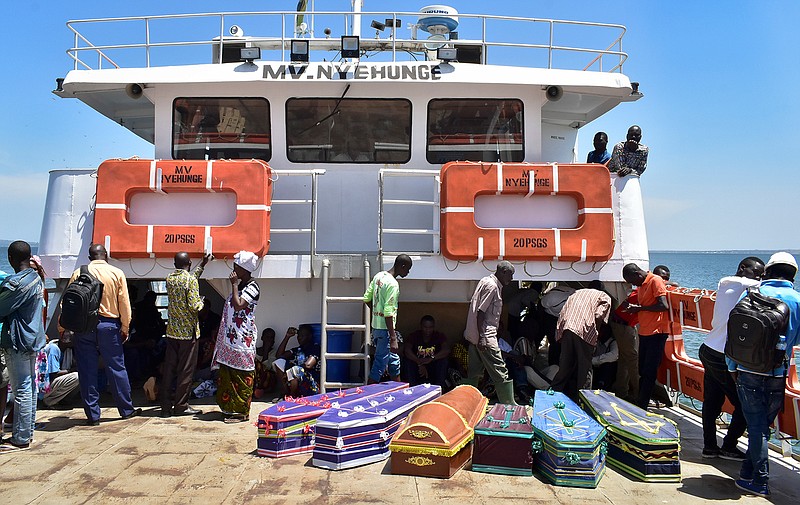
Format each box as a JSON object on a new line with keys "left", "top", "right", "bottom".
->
{"left": 161, "top": 252, "right": 211, "bottom": 418}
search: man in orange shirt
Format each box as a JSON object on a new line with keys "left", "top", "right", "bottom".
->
{"left": 621, "top": 263, "right": 670, "bottom": 409}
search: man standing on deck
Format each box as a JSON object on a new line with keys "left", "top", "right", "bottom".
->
{"left": 550, "top": 286, "right": 611, "bottom": 400}
{"left": 160, "top": 252, "right": 212, "bottom": 418}
{"left": 363, "top": 254, "right": 412, "bottom": 384}
{"left": 0, "top": 241, "right": 46, "bottom": 452}
{"left": 586, "top": 131, "right": 611, "bottom": 164}
{"left": 621, "top": 263, "right": 670, "bottom": 409}
{"left": 608, "top": 125, "right": 648, "bottom": 176}
{"left": 699, "top": 256, "right": 764, "bottom": 461}
{"left": 727, "top": 252, "right": 800, "bottom": 498}
{"left": 70, "top": 244, "right": 140, "bottom": 425}
{"left": 464, "top": 261, "right": 518, "bottom": 405}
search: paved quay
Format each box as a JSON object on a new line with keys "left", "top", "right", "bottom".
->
{"left": 1, "top": 395, "right": 798, "bottom": 504}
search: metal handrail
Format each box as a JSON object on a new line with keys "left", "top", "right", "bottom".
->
{"left": 65, "top": 10, "right": 628, "bottom": 72}
{"left": 320, "top": 258, "right": 371, "bottom": 393}
{"left": 268, "top": 169, "right": 324, "bottom": 274}
{"left": 378, "top": 168, "right": 440, "bottom": 263}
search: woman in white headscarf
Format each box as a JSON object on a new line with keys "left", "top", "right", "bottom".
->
{"left": 211, "top": 251, "right": 260, "bottom": 422}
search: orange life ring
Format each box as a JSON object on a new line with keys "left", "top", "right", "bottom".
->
{"left": 92, "top": 159, "right": 272, "bottom": 258}
{"left": 439, "top": 162, "right": 614, "bottom": 261}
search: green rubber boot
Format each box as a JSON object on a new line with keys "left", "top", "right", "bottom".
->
{"left": 495, "top": 380, "right": 518, "bottom": 406}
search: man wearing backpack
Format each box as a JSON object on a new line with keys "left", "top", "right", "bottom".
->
{"left": 726, "top": 252, "right": 800, "bottom": 497}
{"left": 699, "top": 256, "right": 764, "bottom": 461}
{"left": 68, "top": 244, "right": 139, "bottom": 425}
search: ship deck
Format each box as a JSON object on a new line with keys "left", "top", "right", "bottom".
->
{"left": 1, "top": 392, "right": 798, "bottom": 504}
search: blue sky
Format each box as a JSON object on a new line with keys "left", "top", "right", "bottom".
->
{"left": 3, "top": 1, "right": 799, "bottom": 251}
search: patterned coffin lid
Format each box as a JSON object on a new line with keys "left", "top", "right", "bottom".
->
{"left": 390, "top": 385, "right": 488, "bottom": 457}
{"left": 258, "top": 381, "right": 408, "bottom": 425}
{"left": 531, "top": 390, "right": 605, "bottom": 448}
{"left": 316, "top": 383, "right": 442, "bottom": 430}
{"left": 578, "top": 389, "right": 679, "bottom": 446}
{"left": 474, "top": 404, "right": 534, "bottom": 439}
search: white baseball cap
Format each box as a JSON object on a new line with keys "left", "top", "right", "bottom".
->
{"left": 765, "top": 251, "right": 798, "bottom": 274}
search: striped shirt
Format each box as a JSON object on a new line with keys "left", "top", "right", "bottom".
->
{"left": 556, "top": 289, "right": 611, "bottom": 346}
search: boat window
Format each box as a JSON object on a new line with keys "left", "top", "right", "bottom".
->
{"left": 427, "top": 99, "right": 524, "bottom": 164}
{"left": 172, "top": 98, "right": 270, "bottom": 161}
{"left": 286, "top": 98, "right": 411, "bottom": 163}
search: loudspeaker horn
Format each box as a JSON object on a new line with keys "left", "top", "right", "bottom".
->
{"left": 125, "top": 83, "right": 144, "bottom": 100}
{"left": 545, "top": 85, "right": 563, "bottom": 102}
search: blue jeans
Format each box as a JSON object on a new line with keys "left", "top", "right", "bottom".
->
{"left": 6, "top": 348, "right": 38, "bottom": 445}
{"left": 369, "top": 329, "right": 400, "bottom": 382}
{"left": 75, "top": 317, "right": 135, "bottom": 421}
{"left": 736, "top": 371, "right": 785, "bottom": 485}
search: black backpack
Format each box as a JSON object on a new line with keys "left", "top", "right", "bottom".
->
{"left": 725, "top": 287, "right": 790, "bottom": 374}
{"left": 59, "top": 265, "right": 104, "bottom": 333}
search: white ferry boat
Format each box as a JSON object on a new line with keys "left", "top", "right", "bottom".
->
{"left": 40, "top": 2, "right": 651, "bottom": 394}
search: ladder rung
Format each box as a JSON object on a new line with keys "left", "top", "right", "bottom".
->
{"left": 326, "top": 324, "right": 367, "bottom": 332}
{"left": 323, "top": 381, "right": 367, "bottom": 389}
{"left": 324, "top": 352, "right": 368, "bottom": 360}
{"left": 326, "top": 296, "right": 365, "bottom": 303}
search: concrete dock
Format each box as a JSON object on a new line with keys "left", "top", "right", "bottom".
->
{"left": 1, "top": 394, "right": 798, "bottom": 504}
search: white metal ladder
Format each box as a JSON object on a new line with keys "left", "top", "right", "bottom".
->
{"left": 320, "top": 258, "right": 371, "bottom": 392}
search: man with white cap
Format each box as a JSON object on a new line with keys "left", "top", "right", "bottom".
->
{"left": 212, "top": 251, "right": 260, "bottom": 423}
{"left": 727, "top": 252, "right": 800, "bottom": 497}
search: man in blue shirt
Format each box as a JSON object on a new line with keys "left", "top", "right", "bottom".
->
{"left": 726, "top": 252, "right": 800, "bottom": 497}
{"left": 0, "top": 241, "right": 46, "bottom": 451}
{"left": 586, "top": 131, "right": 610, "bottom": 164}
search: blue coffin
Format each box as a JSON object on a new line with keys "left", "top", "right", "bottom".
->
{"left": 312, "top": 383, "right": 442, "bottom": 470}
{"left": 579, "top": 389, "right": 681, "bottom": 482}
{"left": 256, "top": 381, "right": 408, "bottom": 458}
{"left": 531, "top": 390, "right": 606, "bottom": 488}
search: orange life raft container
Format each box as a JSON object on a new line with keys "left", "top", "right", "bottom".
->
{"left": 92, "top": 159, "right": 271, "bottom": 258}
{"left": 439, "top": 162, "right": 614, "bottom": 262}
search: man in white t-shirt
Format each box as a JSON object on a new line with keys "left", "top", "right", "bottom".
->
{"left": 699, "top": 256, "right": 764, "bottom": 460}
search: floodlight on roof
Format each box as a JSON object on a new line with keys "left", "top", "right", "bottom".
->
{"left": 341, "top": 36, "right": 360, "bottom": 59}
{"left": 290, "top": 39, "right": 309, "bottom": 63}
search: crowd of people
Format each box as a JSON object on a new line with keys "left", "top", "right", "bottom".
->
{"left": 364, "top": 251, "right": 798, "bottom": 499}
{"left": 0, "top": 231, "right": 797, "bottom": 498}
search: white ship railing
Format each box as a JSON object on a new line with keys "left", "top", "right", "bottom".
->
{"left": 378, "top": 168, "right": 440, "bottom": 262}
{"left": 65, "top": 10, "right": 627, "bottom": 72}
{"left": 267, "top": 169, "right": 324, "bottom": 274}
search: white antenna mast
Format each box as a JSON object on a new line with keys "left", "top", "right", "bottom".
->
{"left": 351, "top": 0, "right": 363, "bottom": 37}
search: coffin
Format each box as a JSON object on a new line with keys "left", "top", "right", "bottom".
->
{"left": 256, "top": 381, "right": 407, "bottom": 458}
{"left": 531, "top": 390, "right": 606, "bottom": 488}
{"left": 389, "top": 385, "right": 488, "bottom": 478}
{"left": 579, "top": 389, "right": 681, "bottom": 482}
{"left": 312, "top": 383, "right": 442, "bottom": 470}
{"left": 473, "top": 403, "right": 535, "bottom": 476}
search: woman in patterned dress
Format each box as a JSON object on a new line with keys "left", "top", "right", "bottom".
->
{"left": 212, "top": 251, "right": 260, "bottom": 423}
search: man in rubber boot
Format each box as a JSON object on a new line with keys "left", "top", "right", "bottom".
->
{"left": 464, "top": 261, "right": 517, "bottom": 405}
